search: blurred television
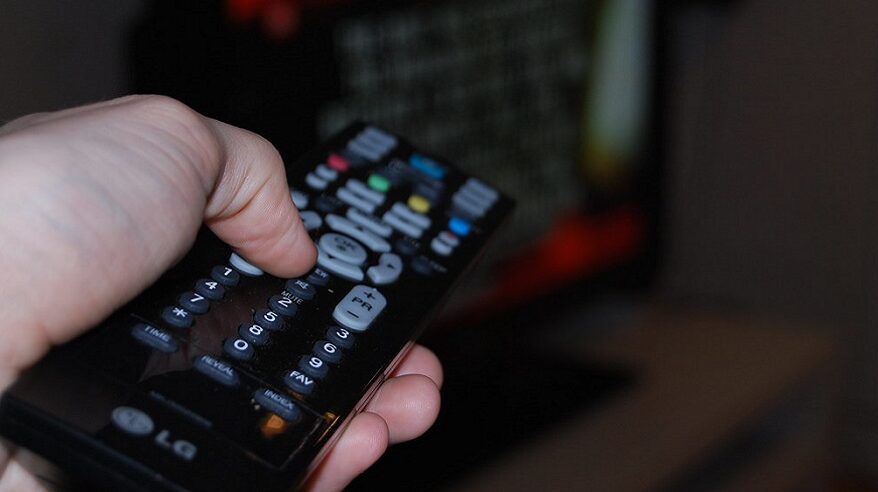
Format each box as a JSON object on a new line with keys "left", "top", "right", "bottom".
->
{"left": 132, "top": 0, "right": 661, "bottom": 324}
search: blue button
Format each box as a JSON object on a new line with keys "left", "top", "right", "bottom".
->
{"left": 448, "top": 217, "right": 471, "bottom": 237}
{"left": 410, "top": 154, "right": 446, "bottom": 180}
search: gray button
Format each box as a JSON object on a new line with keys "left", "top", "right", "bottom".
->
{"left": 345, "top": 179, "right": 385, "bottom": 206}
{"left": 229, "top": 253, "right": 263, "bottom": 277}
{"left": 317, "top": 248, "right": 364, "bottom": 282}
{"left": 193, "top": 355, "right": 239, "bottom": 386}
{"left": 318, "top": 233, "right": 368, "bottom": 265}
{"left": 337, "top": 187, "right": 377, "bottom": 214}
{"left": 438, "top": 231, "right": 460, "bottom": 247}
{"left": 333, "top": 285, "right": 387, "bottom": 332}
{"left": 391, "top": 202, "right": 431, "bottom": 229}
{"left": 451, "top": 192, "right": 487, "bottom": 219}
{"left": 111, "top": 406, "right": 154, "bottom": 436}
{"left": 362, "top": 126, "right": 398, "bottom": 147}
{"left": 347, "top": 207, "right": 393, "bottom": 238}
{"left": 431, "top": 237, "right": 453, "bottom": 256}
{"left": 457, "top": 185, "right": 495, "bottom": 209}
{"left": 315, "top": 164, "right": 338, "bottom": 181}
{"left": 326, "top": 214, "right": 390, "bottom": 253}
{"left": 290, "top": 189, "right": 309, "bottom": 209}
{"left": 346, "top": 139, "right": 383, "bottom": 162}
{"left": 300, "top": 210, "right": 322, "bottom": 231}
{"left": 382, "top": 210, "right": 423, "bottom": 238}
{"left": 305, "top": 172, "right": 328, "bottom": 190}
{"left": 131, "top": 323, "right": 178, "bottom": 353}
{"left": 366, "top": 253, "right": 404, "bottom": 285}
{"left": 463, "top": 178, "right": 499, "bottom": 202}
{"left": 254, "top": 389, "right": 301, "bottom": 423}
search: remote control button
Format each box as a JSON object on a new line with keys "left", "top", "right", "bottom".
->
{"left": 382, "top": 210, "right": 423, "bottom": 238}
{"left": 391, "top": 202, "right": 431, "bottom": 229}
{"left": 239, "top": 323, "right": 270, "bottom": 346}
{"left": 394, "top": 236, "right": 421, "bottom": 256}
{"left": 269, "top": 294, "right": 298, "bottom": 316}
{"left": 300, "top": 210, "right": 323, "bottom": 231}
{"left": 346, "top": 179, "right": 385, "bottom": 206}
{"left": 178, "top": 292, "right": 209, "bottom": 315}
{"left": 290, "top": 189, "right": 309, "bottom": 209}
{"left": 306, "top": 172, "right": 328, "bottom": 191}
{"left": 430, "top": 237, "right": 453, "bottom": 257}
{"left": 255, "top": 388, "right": 301, "bottom": 423}
{"left": 162, "top": 306, "right": 193, "bottom": 329}
{"left": 438, "top": 231, "right": 460, "bottom": 247}
{"left": 367, "top": 253, "right": 403, "bottom": 285}
{"left": 314, "top": 195, "right": 343, "bottom": 214}
{"left": 131, "top": 323, "right": 178, "bottom": 353}
{"left": 224, "top": 338, "right": 254, "bottom": 361}
{"left": 229, "top": 253, "right": 264, "bottom": 277}
{"left": 362, "top": 126, "right": 398, "bottom": 147}
{"left": 193, "top": 355, "right": 239, "bottom": 387}
{"left": 457, "top": 186, "right": 495, "bottom": 211}
{"left": 307, "top": 267, "right": 331, "bottom": 286}
{"left": 285, "top": 279, "right": 316, "bottom": 301}
{"left": 367, "top": 174, "right": 390, "bottom": 193}
{"left": 299, "top": 355, "right": 329, "bottom": 379}
{"left": 319, "top": 233, "right": 368, "bottom": 265}
{"left": 463, "top": 177, "right": 500, "bottom": 202}
{"left": 347, "top": 207, "right": 393, "bottom": 238}
{"left": 211, "top": 265, "right": 241, "bottom": 286}
{"left": 326, "top": 215, "right": 391, "bottom": 253}
{"left": 111, "top": 407, "right": 154, "bottom": 436}
{"left": 413, "top": 181, "right": 444, "bottom": 205}
{"left": 333, "top": 285, "right": 387, "bottom": 332}
{"left": 326, "top": 326, "right": 354, "bottom": 349}
{"left": 411, "top": 255, "right": 435, "bottom": 275}
{"left": 315, "top": 164, "right": 338, "bottom": 181}
{"left": 317, "top": 249, "right": 364, "bottom": 282}
{"left": 314, "top": 340, "right": 342, "bottom": 364}
{"left": 452, "top": 192, "right": 487, "bottom": 219}
{"left": 284, "top": 370, "right": 316, "bottom": 395}
{"left": 194, "top": 278, "right": 225, "bottom": 301}
{"left": 407, "top": 194, "right": 431, "bottom": 215}
{"left": 254, "top": 309, "right": 284, "bottom": 331}
{"left": 337, "top": 187, "right": 377, "bottom": 214}
{"left": 448, "top": 217, "right": 471, "bottom": 237}
{"left": 327, "top": 153, "right": 350, "bottom": 172}
{"left": 409, "top": 154, "right": 446, "bottom": 180}
{"left": 347, "top": 139, "right": 384, "bottom": 162}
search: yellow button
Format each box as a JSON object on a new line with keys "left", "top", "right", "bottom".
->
{"left": 407, "top": 194, "right": 431, "bottom": 214}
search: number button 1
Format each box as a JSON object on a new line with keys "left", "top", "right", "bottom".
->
{"left": 211, "top": 265, "right": 240, "bottom": 287}
{"left": 195, "top": 279, "right": 225, "bottom": 301}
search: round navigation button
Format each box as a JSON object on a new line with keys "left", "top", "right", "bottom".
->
{"left": 111, "top": 407, "right": 154, "bottom": 436}
{"left": 318, "top": 233, "right": 368, "bottom": 265}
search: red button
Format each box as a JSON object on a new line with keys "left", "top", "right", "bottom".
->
{"left": 327, "top": 154, "right": 349, "bottom": 172}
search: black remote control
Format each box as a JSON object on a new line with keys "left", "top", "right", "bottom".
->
{"left": 0, "top": 122, "right": 513, "bottom": 491}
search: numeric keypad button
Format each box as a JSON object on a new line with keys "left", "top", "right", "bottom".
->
{"left": 285, "top": 279, "right": 316, "bottom": 301}
{"left": 211, "top": 265, "right": 240, "bottom": 287}
{"left": 254, "top": 309, "right": 284, "bottom": 331}
{"left": 239, "top": 323, "right": 270, "bottom": 346}
{"left": 298, "top": 355, "right": 329, "bottom": 380}
{"left": 161, "top": 306, "right": 193, "bottom": 329}
{"left": 224, "top": 338, "right": 254, "bottom": 361}
{"left": 326, "top": 326, "right": 354, "bottom": 349}
{"left": 194, "top": 278, "right": 225, "bottom": 301}
{"left": 178, "top": 292, "right": 209, "bottom": 315}
{"left": 284, "top": 370, "right": 316, "bottom": 395}
{"left": 269, "top": 295, "right": 298, "bottom": 317}
{"left": 314, "top": 341, "right": 342, "bottom": 364}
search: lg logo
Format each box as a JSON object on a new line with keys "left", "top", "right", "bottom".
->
{"left": 111, "top": 407, "right": 198, "bottom": 461}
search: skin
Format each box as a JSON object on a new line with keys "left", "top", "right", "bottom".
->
{"left": 0, "top": 95, "right": 442, "bottom": 491}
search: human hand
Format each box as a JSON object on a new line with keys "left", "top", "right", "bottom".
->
{"left": 0, "top": 95, "right": 441, "bottom": 491}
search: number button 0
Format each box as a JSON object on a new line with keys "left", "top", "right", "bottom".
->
{"left": 195, "top": 279, "right": 225, "bottom": 301}
{"left": 224, "top": 338, "right": 254, "bottom": 361}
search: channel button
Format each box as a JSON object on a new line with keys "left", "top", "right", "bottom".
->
{"left": 333, "top": 285, "right": 387, "bottom": 332}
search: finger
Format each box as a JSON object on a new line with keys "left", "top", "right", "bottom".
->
{"left": 389, "top": 344, "right": 443, "bottom": 389}
{"left": 202, "top": 118, "right": 316, "bottom": 278}
{"left": 303, "top": 412, "right": 388, "bottom": 492}
{"left": 364, "top": 374, "right": 441, "bottom": 444}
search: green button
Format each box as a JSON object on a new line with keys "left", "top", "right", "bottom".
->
{"left": 367, "top": 174, "right": 390, "bottom": 193}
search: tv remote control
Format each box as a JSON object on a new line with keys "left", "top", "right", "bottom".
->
{"left": 0, "top": 122, "right": 513, "bottom": 491}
